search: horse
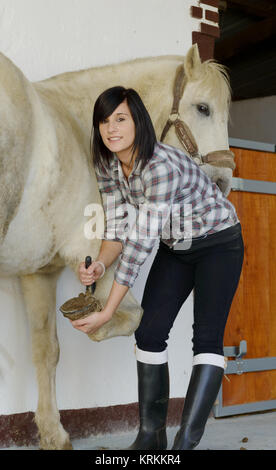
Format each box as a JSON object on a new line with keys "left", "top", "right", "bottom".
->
{"left": 0, "top": 44, "right": 233, "bottom": 449}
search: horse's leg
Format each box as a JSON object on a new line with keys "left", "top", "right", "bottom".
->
{"left": 20, "top": 272, "right": 72, "bottom": 450}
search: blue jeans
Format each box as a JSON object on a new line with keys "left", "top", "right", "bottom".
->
{"left": 135, "top": 224, "right": 244, "bottom": 356}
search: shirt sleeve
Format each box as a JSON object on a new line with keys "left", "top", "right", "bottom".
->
{"left": 115, "top": 161, "right": 181, "bottom": 287}
{"left": 95, "top": 166, "right": 128, "bottom": 243}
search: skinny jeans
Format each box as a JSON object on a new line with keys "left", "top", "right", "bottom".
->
{"left": 135, "top": 223, "right": 244, "bottom": 356}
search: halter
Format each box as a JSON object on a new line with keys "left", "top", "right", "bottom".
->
{"left": 160, "top": 65, "right": 235, "bottom": 170}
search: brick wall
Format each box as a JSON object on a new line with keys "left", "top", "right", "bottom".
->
{"left": 190, "top": 0, "right": 220, "bottom": 61}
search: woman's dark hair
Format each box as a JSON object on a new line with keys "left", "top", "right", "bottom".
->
{"left": 91, "top": 86, "right": 156, "bottom": 171}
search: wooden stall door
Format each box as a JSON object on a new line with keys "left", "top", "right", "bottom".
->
{"left": 216, "top": 147, "right": 276, "bottom": 416}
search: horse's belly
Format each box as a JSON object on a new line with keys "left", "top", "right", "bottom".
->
{"left": 0, "top": 208, "right": 56, "bottom": 276}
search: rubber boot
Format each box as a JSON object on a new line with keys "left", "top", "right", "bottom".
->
{"left": 128, "top": 361, "right": 169, "bottom": 450}
{"left": 172, "top": 363, "right": 224, "bottom": 450}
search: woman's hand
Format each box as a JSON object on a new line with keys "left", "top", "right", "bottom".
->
{"left": 78, "top": 260, "right": 105, "bottom": 286}
{"left": 70, "top": 279, "right": 129, "bottom": 336}
{"left": 70, "top": 309, "right": 112, "bottom": 335}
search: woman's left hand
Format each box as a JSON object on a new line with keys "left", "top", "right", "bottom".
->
{"left": 70, "top": 309, "right": 111, "bottom": 335}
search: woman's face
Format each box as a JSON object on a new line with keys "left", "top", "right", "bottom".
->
{"left": 99, "top": 100, "right": 136, "bottom": 165}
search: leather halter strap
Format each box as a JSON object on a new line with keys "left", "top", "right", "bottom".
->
{"left": 160, "top": 66, "right": 235, "bottom": 170}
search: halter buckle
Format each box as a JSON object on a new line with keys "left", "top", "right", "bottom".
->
{"left": 168, "top": 113, "right": 180, "bottom": 123}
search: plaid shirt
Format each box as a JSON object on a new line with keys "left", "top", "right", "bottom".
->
{"left": 95, "top": 142, "right": 239, "bottom": 288}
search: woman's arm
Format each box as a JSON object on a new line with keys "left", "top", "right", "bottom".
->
{"left": 103, "top": 279, "right": 129, "bottom": 318}
{"left": 97, "top": 239, "right": 123, "bottom": 270}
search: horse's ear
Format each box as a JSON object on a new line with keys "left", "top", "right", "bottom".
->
{"left": 184, "top": 44, "right": 202, "bottom": 80}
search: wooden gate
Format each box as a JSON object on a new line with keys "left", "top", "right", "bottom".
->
{"left": 214, "top": 139, "right": 276, "bottom": 417}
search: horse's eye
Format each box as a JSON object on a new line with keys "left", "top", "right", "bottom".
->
{"left": 196, "top": 103, "right": 210, "bottom": 116}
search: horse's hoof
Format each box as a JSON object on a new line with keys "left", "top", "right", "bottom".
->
{"left": 39, "top": 437, "right": 73, "bottom": 450}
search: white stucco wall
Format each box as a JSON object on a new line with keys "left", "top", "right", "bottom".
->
{"left": 0, "top": 0, "right": 199, "bottom": 415}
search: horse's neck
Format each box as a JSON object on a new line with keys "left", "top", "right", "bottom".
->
{"left": 35, "top": 56, "right": 183, "bottom": 133}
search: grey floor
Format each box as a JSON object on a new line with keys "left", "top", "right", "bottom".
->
{"left": 2, "top": 411, "right": 276, "bottom": 451}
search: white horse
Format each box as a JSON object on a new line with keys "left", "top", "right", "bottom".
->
{"left": 0, "top": 45, "right": 233, "bottom": 449}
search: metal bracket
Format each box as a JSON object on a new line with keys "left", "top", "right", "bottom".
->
{"left": 213, "top": 340, "right": 276, "bottom": 417}
{"left": 224, "top": 340, "right": 247, "bottom": 375}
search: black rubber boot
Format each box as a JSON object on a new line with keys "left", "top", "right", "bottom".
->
{"left": 172, "top": 364, "right": 224, "bottom": 450}
{"left": 128, "top": 361, "right": 169, "bottom": 450}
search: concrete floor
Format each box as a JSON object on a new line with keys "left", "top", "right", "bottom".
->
{"left": 2, "top": 410, "right": 276, "bottom": 451}
{"left": 73, "top": 411, "right": 276, "bottom": 451}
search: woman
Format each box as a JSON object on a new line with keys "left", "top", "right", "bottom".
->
{"left": 71, "top": 86, "right": 244, "bottom": 450}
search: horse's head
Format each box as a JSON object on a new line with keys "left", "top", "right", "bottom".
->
{"left": 162, "top": 44, "right": 234, "bottom": 196}
{"left": 0, "top": 53, "right": 34, "bottom": 244}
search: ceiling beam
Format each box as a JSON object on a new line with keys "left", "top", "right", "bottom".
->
{"left": 225, "top": 0, "right": 276, "bottom": 18}
{"left": 215, "top": 14, "right": 276, "bottom": 61}
{"left": 218, "top": 1, "right": 227, "bottom": 11}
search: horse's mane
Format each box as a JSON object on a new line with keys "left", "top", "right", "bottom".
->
{"left": 194, "top": 59, "right": 231, "bottom": 113}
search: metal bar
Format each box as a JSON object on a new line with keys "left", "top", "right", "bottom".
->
{"left": 213, "top": 399, "right": 276, "bottom": 418}
{"left": 231, "top": 177, "right": 276, "bottom": 194}
{"left": 225, "top": 357, "right": 276, "bottom": 375}
{"left": 229, "top": 137, "right": 276, "bottom": 153}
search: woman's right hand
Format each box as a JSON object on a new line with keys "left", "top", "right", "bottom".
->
{"left": 78, "top": 260, "right": 105, "bottom": 286}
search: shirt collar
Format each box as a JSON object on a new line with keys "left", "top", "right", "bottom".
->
{"left": 131, "top": 157, "right": 142, "bottom": 176}
{"left": 111, "top": 153, "right": 142, "bottom": 177}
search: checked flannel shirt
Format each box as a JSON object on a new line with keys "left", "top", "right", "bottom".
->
{"left": 95, "top": 142, "right": 239, "bottom": 288}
